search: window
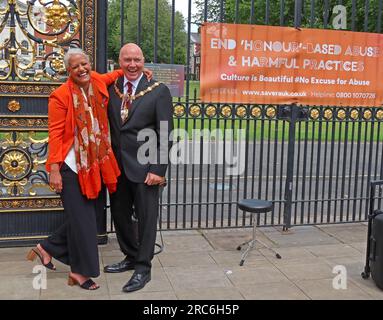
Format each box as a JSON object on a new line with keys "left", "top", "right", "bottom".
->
{"left": 37, "top": 44, "right": 44, "bottom": 57}
{"left": 21, "top": 19, "right": 28, "bottom": 29}
{"left": 21, "top": 40, "right": 29, "bottom": 54}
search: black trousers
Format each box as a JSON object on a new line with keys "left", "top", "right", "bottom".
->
{"left": 110, "top": 172, "right": 159, "bottom": 273}
{"left": 41, "top": 163, "right": 100, "bottom": 278}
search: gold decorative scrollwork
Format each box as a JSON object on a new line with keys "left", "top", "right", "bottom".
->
{"left": 0, "top": 0, "right": 101, "bottom": 99}
{"left": 310, "top": 108, "right": 320, "bottom": 120}
{"left": 2, "top": 178, "right": 28, "bottom": 196}
{"left": 189, "top": 104, "right": 201, "bottom": 117}
{"left": 220, "top": 105, "right": 232, "bottom": 118}
{"left": 0, "top": 83, "right": 57, "bottom": 96}
{"left": 236, "top": 105, "right": 247, "bottom": 118}
{"left": 350, "top": 109, "right": 359, "bottom": 120}
{"left": 376, "top": 109, "right": 383, "bottom": 120}
{"left": 0, "top": 116, "right": 48, "bottom": 130}
{"left": 7, "top": 100, "right": 21, "bottom": 112}
{"left": 0, "top": 197, "right": 62, "bottom": 211}
{"left": 251, "top": 106, "right": 262, "bottom": 118}
{"left": 45, "top": 0, "right": 72, "bottom": 30}
{"left": 337, "top": 109, "right": 346, "bottom": 120}
{"left": 0, "top": 132, "right": 28, "bottom": 149}
{"left": 83, "top": 0, "right": 96, "bottom": 65}
{"left": 0, "top": 131, "right": 49, "bottom": 196}
{"left": 323, "top": 109, "right": 333, "bottom": 120}
{"left": 28, "top": 183, "right": 54, "bottom": 196}
{"left": 363, "top": 109, "right": 372, "bottom": 120}
{"left": 0, "top": 149, "right": 31, "bottom": 180}
{"left": 266, "top": 106, "right": 276, "bottom": 119}
{"left": 0, "top": 0, "right": 82, "bottom": 83}
{"left": 205, "top": 105, "right": 217, "bottom": 118}
{"left": 173, "top": 104, "right": 185, "bottom": 117}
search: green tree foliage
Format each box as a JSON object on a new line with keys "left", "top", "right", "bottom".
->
{"left": 107, "top": 0, "right": 187, "bottom": 64}
{"left": 194, "top": 0, "right": 382, "bottom": 33}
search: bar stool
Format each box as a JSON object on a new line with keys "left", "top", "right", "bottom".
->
{"left": 237, "top": 199, "right": 282, "bottom": 266}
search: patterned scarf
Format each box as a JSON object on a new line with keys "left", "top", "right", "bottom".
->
{"left": 70, "top": 79, "right": 120, "bottom": 199}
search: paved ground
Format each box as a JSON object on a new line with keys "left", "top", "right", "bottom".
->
{"left": 1, "top": 222, "right": 382, "bottom": 300}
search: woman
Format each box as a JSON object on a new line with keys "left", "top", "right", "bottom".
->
{"left": 26, "top": 48, "right": 131, "bottom": 290}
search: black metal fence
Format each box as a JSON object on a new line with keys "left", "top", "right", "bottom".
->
{"left": 111, "top": 0, "right": 383, "bottom": 231}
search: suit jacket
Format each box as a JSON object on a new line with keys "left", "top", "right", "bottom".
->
{"left": 46, "top": 70, "right": 123, "bottom": 171}
{"left": 107, "top": 74, "right": 173, "bottom": 183}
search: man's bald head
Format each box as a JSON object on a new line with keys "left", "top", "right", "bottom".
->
{"left": 119, "top": 43, "right": 145, "bottom": 81}
{"left": 119, "top": 43, "right": 143, "bottom": 59}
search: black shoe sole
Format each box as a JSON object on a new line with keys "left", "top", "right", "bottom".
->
{"left": 122, "top": 278, "right": 151, "bottom": 293}
{"left": 103, "top": 268, "right": 133, "bottom": 273}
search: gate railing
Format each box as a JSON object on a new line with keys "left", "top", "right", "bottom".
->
{"left": 144, "top": 103, "right": 382, "bottom": 231}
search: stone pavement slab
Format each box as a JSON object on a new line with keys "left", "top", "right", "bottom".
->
{"left": 316, "top": 223, "right": 368, "bottom": 243}
{"left": 302, "top": 243, "right": 362, "bottom": 258}
{"left": 209, "top": 250, "right": 271, "bottom": 268}
{"left": 226, "top": 265, "right": 290, "bottom": 286}
{"left": 275, "top": 261, "right": 335, "bottom": 281}
{"left": 260, "top": 225, "right": 340, "bottom": 247}
{"left": 158, "top": 251, "right": 216, "bottom": 267}
{"left": 294, "top": 278, "right": 371, "bottom": 300}
{"left": 175, "top": 287, "right": 244, "bottom": 300}
{"left": 237, "top": 280, "right": 309, "bottom": 300}
{"left": 0, "top": 274, "right": 40, "bottom": 300}
{"left": 164, "top": 265, "right": 233, "bottom": 291}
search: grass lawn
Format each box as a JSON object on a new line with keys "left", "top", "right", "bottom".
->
{"left": 185, "top": 80, "right": 200, "bottom": 101}
{"left": 173, "top": 80, "right": 200, "bottom": 103}
{"left": 173, "top": 117, "right": 383, "bottom": 141}
{"left": 0, "top": 131, "right": 48, "bottom": 139}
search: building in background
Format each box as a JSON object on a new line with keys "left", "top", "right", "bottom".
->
{"left": 190, "top": 32, "right": 200, "bottom": 80}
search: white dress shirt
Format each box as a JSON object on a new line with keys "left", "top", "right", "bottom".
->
{"left": 123, "top": 73, "right": 143, "bottom": 95}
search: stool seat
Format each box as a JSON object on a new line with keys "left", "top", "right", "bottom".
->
{"left": 237, "top": 199, "right": 272, "bottom": 213}
{"left": 237, "top": 198, "right": 281, "bottom": 266}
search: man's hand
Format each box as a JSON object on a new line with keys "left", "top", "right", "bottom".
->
{"left": 49, "top": 163, "right": 62, "bottom": 193}
{"left": 144, "top": 172, "right": 165, "bottom": 186}
{"left": 143, "top": 68, "right": 153, "bottom": 81}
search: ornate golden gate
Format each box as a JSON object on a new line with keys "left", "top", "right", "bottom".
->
{"left": 0, "top": 0, "right": 108, "bottom": 246}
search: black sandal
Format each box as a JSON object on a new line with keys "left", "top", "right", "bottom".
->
{"left": 80, "top": 279, "right": 100, "bottom": 290}
{"left": 68, "top": 275, "right": 100, "bottom": 290}
{"left": 26, "top": 247, "right": 56, "bottom": 270}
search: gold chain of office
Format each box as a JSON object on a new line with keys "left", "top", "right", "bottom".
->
{"left": 114, "top": 80, "right": 161, "bottom": 103}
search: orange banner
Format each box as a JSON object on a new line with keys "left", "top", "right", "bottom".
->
{"left": 200, "top": 23, "right": 383, "bottom": 107}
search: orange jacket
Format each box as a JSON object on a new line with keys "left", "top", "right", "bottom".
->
{"left": 46, "top": 69, "right": 123, "bottom": 171}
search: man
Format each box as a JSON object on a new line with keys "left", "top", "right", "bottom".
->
{"left": 104, "top": 43, "right": 173, "bottom": 293}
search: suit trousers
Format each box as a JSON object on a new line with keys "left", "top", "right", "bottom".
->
{"left": 110, "top": 172, "right": 159, "bottom": 273}
{"left": 41, "top": 163, "right": 100, "bottom": 277}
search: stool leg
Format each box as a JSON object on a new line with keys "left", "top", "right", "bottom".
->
{"left": 236, "top": 220, "right": 255, "bottom": 250}
{"left": 254, "top": 237, "right": 282, "bottom": 259}
{"left": 239, "top": 212, "right": 282, "bottom": 266}
{"left": 239, "top": 215, "right": 257, "bottom": 266}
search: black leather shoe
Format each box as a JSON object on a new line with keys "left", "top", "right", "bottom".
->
{"left": 122, "top": 271, "right": 151, "bottom": 293}
{"left": 104, "top": 259, "right": 135, "bottom": 273}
